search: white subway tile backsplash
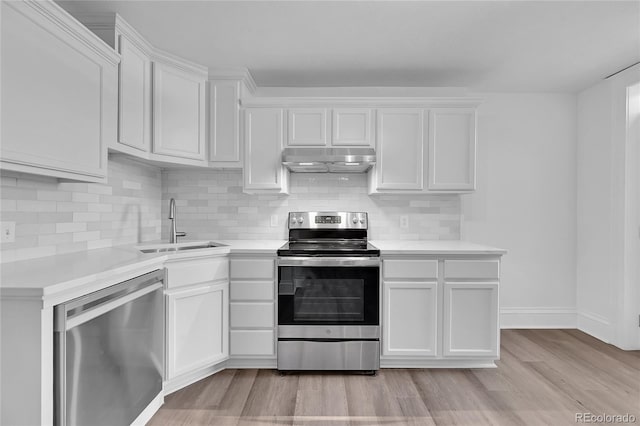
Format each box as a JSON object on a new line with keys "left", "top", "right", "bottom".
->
{"left": 1, "top": 156, "right": 162, "bottom": 263}
{"left": 162, "top": 170, "right": 460, "bottom": 241}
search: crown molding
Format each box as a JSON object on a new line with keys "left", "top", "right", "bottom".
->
{"left": 151, "top": 48, "right": 209, "bottom": 78}
{"left": 16, "top": 1, "right": 120, "bottom": 65}
{"left": 240, "top": 96, "right": 483, "bottom": 108}
{"left": 208, "top": 68, "right": 257, "bottom": 94}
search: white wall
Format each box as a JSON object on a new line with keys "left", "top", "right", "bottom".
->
{"left": 576, "top": 64, "right": 640, "bottom": 348}
{"left": 576, "top": 80, "right": 615, "bottom": 341}
{"left": 462, "top": 93, "right": 578, "bottom": 328}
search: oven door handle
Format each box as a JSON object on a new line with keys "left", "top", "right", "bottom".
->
{"left": 277, "top": 257, "right": 380, "bottom": 267}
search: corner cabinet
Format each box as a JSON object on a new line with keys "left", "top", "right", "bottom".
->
{"left": 0, "top": 0, "right": 119, "bottom": 183}
{"left": 381, "top": 255, "right": 501, "bottom": 368}
{"left": 208, "top": 80, "right": 242, "bottom": 167}
{"left": 243, "top": 108, "right": 289, "bottom": 194}
{"left": 77, "top": 14, "right": 209, "bottom": 168}
{"left": 152, "top": 55, "right": 207, "bottom": 162}
{"left": 164, "top": 254, "right": 229, "bottom": 394}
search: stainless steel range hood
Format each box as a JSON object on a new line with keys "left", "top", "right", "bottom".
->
{"left": 282, "top": 147, "right": 376, "bottom": 173}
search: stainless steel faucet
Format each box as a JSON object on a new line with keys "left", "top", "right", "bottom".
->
{"left": 168, "top": 198, "right": 186, "bottom": 243}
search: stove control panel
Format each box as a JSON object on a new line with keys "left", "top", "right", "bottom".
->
{"left": 288, "top": 212, "right": 368, "bottom": 229}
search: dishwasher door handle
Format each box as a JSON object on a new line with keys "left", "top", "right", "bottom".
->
{"left": 64, "top": 282, "right": 163, "bottom": 330}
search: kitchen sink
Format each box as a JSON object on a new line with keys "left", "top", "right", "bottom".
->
{"left": 139, "top": 242, "right": 227, "bottom": 253}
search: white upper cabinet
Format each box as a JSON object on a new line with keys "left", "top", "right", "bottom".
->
{"left": 152, "top": 57, "right": 207, "bottom": 161}
{"left": 285, "top": 107, "right": 373, "bottom": 147}
{"left": 0, "top": 1, "right": 119, "bottom": 183}
{"left": 116, "top": 30, "right": 152, "bottom": 153}
{"left": 371, "top": 108, "right": 425, "bottom": 191}
{"left": 208, "top": 80, "right": 242, "bottom": 167}
{"left": 243, "top": 108, "right": 289, "bottom": 193}
{"left": 368, "top": 103, "right": 478, "bottom": 194}
{"left": 76, "top": 14, "right": 209, "bottom": 167}
{"left": 287, "top": 108, "right": 329, "bottom": 146}
{"left": 332, "top": 108, "right": 374, "bottom": 146}
{"left": 428, "top": 108, "right": 477, "bottom": 191}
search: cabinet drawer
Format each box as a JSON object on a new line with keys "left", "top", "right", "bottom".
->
{"left": 383, "top": 259, "right": 438, "bottom": 279}
{"left": 230, "top": 302, "right": 274, "bottom": 328}
{"left": 230, "top": 330, "right": 275, "bottom": 356}
{"left": 166, "top": 256, "right": 229, "bottom": 288}
{"left": 230, "top": 280, "right": 274, "bottom": 301}
{"left": 230, "top": 258, "right": 274, "bottom": 280}
{"left": 444, "top": 260, "right": 500, "bottom": 280}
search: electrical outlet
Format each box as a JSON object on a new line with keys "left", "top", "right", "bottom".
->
{"left": 1, "top": 222, "right": 15, "bottom": 243}
{"left": 399, "top": 215, "right": 409, "bottom": 229}
{"left": 270, "top": 214, "right": 279, "bottom": 227}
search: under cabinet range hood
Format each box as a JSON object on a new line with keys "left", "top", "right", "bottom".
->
{"left": 282, "top": 147, "right": 376, "bottom": 173}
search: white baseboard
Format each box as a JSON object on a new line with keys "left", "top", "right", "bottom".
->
{"left": 164, "top": 361, "right": 227, "bottom": 395}
{"left": 380, "top": 359, "right": 497, "bottom": 368}
{"left": 226, "top": 357, "right": 277, "bottom": 369}
{"left": 500, "top": 307, "right": 577, "bottom": 329}
{"left": 577, "top": 311, "right": 612, "bottom": 344}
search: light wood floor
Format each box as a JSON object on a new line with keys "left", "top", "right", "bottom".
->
{"left": 149, "top": 330, "right": 640, "bottom": 425}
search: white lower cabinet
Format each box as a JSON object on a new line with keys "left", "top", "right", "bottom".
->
{"left": 381, "top": 256, "right": 501, "bottom": 367}
{"left": 228, "top": 255, "right": 277, "bottom": 366}
{"left": 443, "top": 282, "right": 499, "bottom": 357}
{"left": 166, "top": 281, "right": 228, "bottom": 378}
{"left": 383, "top": 281, "right": 438, "bottom": 357}
{"left": 163, "top": 253, "right": 229, "bottom": 392}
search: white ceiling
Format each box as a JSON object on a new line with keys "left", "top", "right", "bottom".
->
{"left": 57, "top": 0, "right": 640, "bottom": 92}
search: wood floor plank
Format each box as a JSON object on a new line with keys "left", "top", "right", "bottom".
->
{"left": 150, "top": 330, "right": 640, "bottom": 425}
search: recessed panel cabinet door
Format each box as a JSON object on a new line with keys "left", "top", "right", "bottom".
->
{"left": 443, "top": 282, "right": 499, "bottom": 357}
{"left": 287, "top": 109, "right": 328, "bottom": 146}
{"left": 209, "top": 80, "right": 241, "bottom": 166}
{"left": 166, "top": 283, "right": 229, "bottom": 379}
{"left": 428, "top": 108, "right": 477, "bottom": 191}
{"left": 117, "top": 35, "right": 151, "bottom": 152}
{"left": 153, "top": 62, "right": 206, "bottom": 160}
{"left": 1, "top": 1, "right": 116, "bottom": 182}
{"left": 375, "top": 109, "right": 425, "bottom": 190}
{"left": 243, "top": 108, "right": 288, "bottom": 192}
{"left": 332, "top": 108, "right": 373, "bottom": 146}
{"left": 383, "top": 281, "right": 438, "bottom": 357}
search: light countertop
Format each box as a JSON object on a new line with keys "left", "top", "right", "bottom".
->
{"left": 1, "top": 239, "right": 503, "bottom": 304}
{"left": 370, "top": 240, "right": 506, "bottom": 255}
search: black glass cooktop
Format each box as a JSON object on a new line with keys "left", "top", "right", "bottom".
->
{"left": 277, "top": 241, "right": 380, "bottom": 257}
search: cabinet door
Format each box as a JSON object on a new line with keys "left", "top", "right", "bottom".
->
{"left": 443, "top": 282, "right": 498, "bottom": 357}
{"left": 1, "top": 1, "right": 117, "bottom": 182}
{"left": 332, "top": 108, "right": 373, "bottom": 146}
{"left": 166, "top": 282, "right": 229, "bottom": 379}
{"left": 287, "top": 108, "right": 328, "bottom": 146}
{"left": 383, "top": 281, "right": 438, "bottom": 357}
{"left": 152, "top": 62, "right": 206, "bottom": 160}
{"left": 428, "top": 108, "right": 476, "bottom": 191}
{"left": 209, "top": 80, "right": 241, "bottom": 166}
{"left": 117, "top": 35, "right": 151, "bottom": 152}
{"left": 374, "top": 109, "right": 425, "bottom": 190}
{"left": 243, "top": 108, "right": 288, "bottom": 192}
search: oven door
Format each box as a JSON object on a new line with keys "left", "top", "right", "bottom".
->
{"left": 277, "top": 257, "right": 379, "bottom": 326}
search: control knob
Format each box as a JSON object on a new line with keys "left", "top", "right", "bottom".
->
{"left": 352, "top": 217, "right": 358, "bottom": 224}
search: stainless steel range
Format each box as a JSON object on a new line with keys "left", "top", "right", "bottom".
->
{"left": 277, "top": 211, "right": 380, "bottom": 373}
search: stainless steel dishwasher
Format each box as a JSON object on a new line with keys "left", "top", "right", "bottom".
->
{"left": 54, "top": 269, "right": 165, "bottom": 426}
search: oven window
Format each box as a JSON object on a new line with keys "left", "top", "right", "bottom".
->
{"left": 293, "top": 279, "right": 364, "bottom": 322}
{"left": 278, "top": 265, "right": 379, "bottom": 326}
